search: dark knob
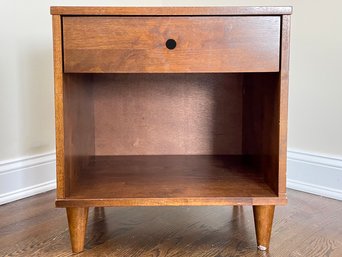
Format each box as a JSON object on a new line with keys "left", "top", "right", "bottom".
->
{"left": 166, "top": 39, "right": 177, "bottom": 50}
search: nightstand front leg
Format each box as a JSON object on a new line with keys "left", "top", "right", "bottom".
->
{"left": 66, "top": 207, "right": 89, "bottom": 253}
{"left": 253, "top": 205, "right": 275, "bottom": 251}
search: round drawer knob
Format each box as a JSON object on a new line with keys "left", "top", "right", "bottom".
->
{"left": 166, "top": 39, "right": 177, "bottom": 50}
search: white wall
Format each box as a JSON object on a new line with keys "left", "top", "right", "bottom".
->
{"left": 0, "top": 1, "right": 55, "bottom": 161}
{"left": 0, "top": 0, "right": 341, "bottom": 203}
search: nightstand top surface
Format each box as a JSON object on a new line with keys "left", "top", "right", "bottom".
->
{"left": 51, "top": 6, "right": 292, "bottom": 16}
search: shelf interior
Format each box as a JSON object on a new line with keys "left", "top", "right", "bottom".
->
{"left": 60, "top": 72, "right": 284, "bottom": 205}
{"left": 68, "top": 155, "right": 277, "bottom": 199}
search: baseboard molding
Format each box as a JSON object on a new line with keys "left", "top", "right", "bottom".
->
{"left": 0, "top": 180, "right": 56, "bottom": 205}
{"left": 287, "top": 149, "right": 342, "bottom": 201}
{"left": 0, "top": 152, "right": 56, "bottom": 205}
{"left": 287, "top": 179, "right": 342, "bottom": 201}
{"left": 1, "top": 149, "right": 341, "bottom": 205}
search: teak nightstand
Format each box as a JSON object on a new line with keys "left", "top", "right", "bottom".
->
{"left": 51, "top": 6, "right": 292, "bottom": 253}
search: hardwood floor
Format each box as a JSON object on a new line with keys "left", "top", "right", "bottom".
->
{"left": 0, "top": 189, "right": 341, "bottom": 256}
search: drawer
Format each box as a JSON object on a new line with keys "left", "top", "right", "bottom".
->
{"left": 63, "top": 16, "right": 280, "bottom": 73}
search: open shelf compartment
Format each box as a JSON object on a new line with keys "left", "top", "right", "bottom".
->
{"left": 56, "top": 73, "right": 286, "bottom": 207}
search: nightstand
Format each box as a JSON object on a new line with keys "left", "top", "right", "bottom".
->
{"left": 51, "top": 6, "right": 291, "bottom": 253}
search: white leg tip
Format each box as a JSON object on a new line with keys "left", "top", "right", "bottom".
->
{"left": 258, "top": 245, "right": 267, "bottom": 251}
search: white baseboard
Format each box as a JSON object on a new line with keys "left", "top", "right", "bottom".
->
{"left": 0, "top": 149, "right": 341, "bottom": 205}
{"left": 0, "top": 152, "right": 56, "bottom": 205}
{"left": 287, "top": 149, "right": 342, "bottom": 201}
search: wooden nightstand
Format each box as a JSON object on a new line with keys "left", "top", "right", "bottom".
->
{"left": 51, "top": 6, "right": 292, "bottom": 253}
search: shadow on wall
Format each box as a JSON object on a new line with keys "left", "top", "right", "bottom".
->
{"left": 17, "top": 44, "right": 55, "bottom": 157}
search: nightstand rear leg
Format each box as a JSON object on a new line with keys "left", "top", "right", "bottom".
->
{"left": 66, "top": 207, "right": 89, "bottom": 253}
{"left": 253, "top": 205, "right": 275, "bottom": 251}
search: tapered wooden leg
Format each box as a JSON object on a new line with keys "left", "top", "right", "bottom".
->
{"left": 253, "top": 205, "right": 275, "bottom": 251}
{"left": 66, "top": 207, "right": 89, "bottom": 253}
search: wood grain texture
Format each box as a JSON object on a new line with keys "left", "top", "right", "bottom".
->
{"left": 63, "top": 16, "right": 280, "bottom": 73}
{"left": 94, "top": 74, "right": 243, "bottom": 155}
{"left": 66, "top": 207, "right": 89, "bottom": 253}
{"left": 56, "top": 197, "right": 287, "bottom": 208}
{"left": 1, "top": 190, "right": 341, "bottom": 257}
{"left": 52, "top": 15, "right": 65, "bottom": 198}
{"left": 241, "top": 16, "right": 291, "bottom": 198}
{"left": 278, "top": 15, "right": 291, "bottom": 197}
{"left": 253, "top": 205, "right": 275, "bottom": 250}
{"left": 62, "top": 74, "right": 95, "bottom": 197}
{"left": 242, "top": 73, "right": 281, "bottom": 195}
{"left": 54, "top": 155, "right": 287, "bottom": 207}
{"left": 51, "top": 6, "right": 293, "bottom": 15}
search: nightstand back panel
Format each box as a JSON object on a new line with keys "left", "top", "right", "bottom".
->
{"left": 93, "top": 73, "right": 243, "bottom": 155}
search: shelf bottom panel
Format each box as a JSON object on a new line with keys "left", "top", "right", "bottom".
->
{"left": 56, "top": 155, "right": 287, "bottom": 207}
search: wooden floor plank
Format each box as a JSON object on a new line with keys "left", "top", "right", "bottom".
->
{"left": 0, "top": 189, "right": 341, "bottom": 256}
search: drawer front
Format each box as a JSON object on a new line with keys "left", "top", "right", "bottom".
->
{"left": 63, "top": 16, "right": 280, "bottom": 73}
